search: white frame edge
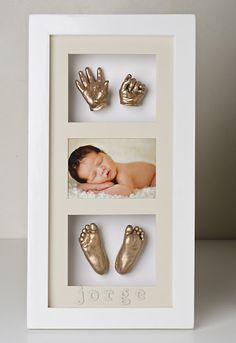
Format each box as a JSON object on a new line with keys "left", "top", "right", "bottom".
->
{"left": 27, "top": 14, "right": 195, "bottom": 329}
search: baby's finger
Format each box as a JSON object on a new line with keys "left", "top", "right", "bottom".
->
{"left": 138, "top": 84, "right": 146, "bottom": 93}
{"left": 103, "top": 80, "right": 109, "bottom": 92}
{"left": 97, "top": 67, "right": 105, "bottom": 83}
{"left": 79, "top": 70, "right": 88, "bottom": 87}
{"left": 138, "top": 83, "right": 146, "bottom": 89}
{"left": 128, "top": 78, "right": 136, "bottom": 92}
{"left": 120, "top": 74, "right": 132, "bottom": 91}
{"left": 75, "top": 79, "right": 84, "bottom": 93}
{"left": 133, "top": 81, "right": 141, "bottom": 93}
{"left": 85, "top": 67, "right": 95, "bottom": 83}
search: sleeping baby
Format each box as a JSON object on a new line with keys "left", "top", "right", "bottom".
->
{"left": 68, "top": 145, "right": 156, "bottom": 196}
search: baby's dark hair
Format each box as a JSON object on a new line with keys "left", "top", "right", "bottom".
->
{"left": 68, "top": 145, "right": 103, "bottom": 183}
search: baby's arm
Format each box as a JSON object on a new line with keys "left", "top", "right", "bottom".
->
{"left": 79, "top": 181, "right": 114, "bottom": 192}
{"left": 102, "top": 184, "right": 133, "bottom": 196}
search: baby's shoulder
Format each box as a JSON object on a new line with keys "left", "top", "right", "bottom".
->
{"left": 116, "top": 167, "right": 131, "bottom": 183}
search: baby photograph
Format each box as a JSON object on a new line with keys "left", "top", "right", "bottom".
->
{"left": 68, "top": 138, "right": 156, "bottom": 199}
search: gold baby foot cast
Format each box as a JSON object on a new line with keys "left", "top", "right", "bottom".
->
{"left": 115, "top": 225, "right": 145, "bottom": 274}
{"left": 79, "top": 223, "right": 109, "bottom": 275}
{"left": 119, "top": 74, "right": 147, "bottom": 106}
{"left": 75, "top": 67, "right": 109, "bottom": 111}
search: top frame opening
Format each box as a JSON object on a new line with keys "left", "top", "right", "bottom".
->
{"left": 68, "top": 53, "right": 157, "bottom": 122}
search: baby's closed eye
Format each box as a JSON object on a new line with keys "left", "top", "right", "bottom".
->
{"left": 95, "top": 156, "right": 103, "bottom": 166}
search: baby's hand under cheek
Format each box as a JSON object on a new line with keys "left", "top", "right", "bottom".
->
{"left": 79, "top": 181, "right": 114, "bottom": 192}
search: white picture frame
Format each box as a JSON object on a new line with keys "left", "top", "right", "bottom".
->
{"left": 27, "top": 14, "right": 195, "bottom": 329}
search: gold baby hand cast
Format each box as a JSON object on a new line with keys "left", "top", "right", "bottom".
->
{"left": 75, "top": 67, "right": 109, "bottom": 111}
{"left": 119, "top": 74, "right": 146, "bottom": 106}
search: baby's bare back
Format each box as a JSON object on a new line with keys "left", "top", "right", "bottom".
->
{"left": 117, "top": 162, "right": 156, "bottom": 189}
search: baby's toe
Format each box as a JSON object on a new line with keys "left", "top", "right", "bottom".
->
{"left": 125, "top": 225, "right": 133, "bottom": 235}
{"left": 140, "top": 231, "right": 145, "bottom": 241}
{"left": 134, "top": 226, "right": 145, "bottom": 240}
{"left": 79, "top": 225, "right": 91, "bottom": 244}
{"left": 79, "top": 231, "right": 86, "bottom": 243}
{"left": 90, "top": 223, "right": 98, "bottom": 232}
{"left": 85, "top": 224, "right": 91, "bottom": 231}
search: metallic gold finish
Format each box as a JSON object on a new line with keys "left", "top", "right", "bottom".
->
{"left": 115, "top": 225, "right": 145, "bottom": 274}
{"left": 75, "top": 67, "right": 109, "bottom": 111}
{"left": 119, "top": 74, "right": 146, "bottom": 106}
{"left": 79, "top": 223, "right": 109, "bottom": 275}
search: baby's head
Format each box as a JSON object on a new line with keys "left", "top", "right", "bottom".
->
{"left": 68, "top": 145, "right": 117, "bottom": 184}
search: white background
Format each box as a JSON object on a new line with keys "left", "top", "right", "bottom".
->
{"left": 0, "top": 0, "right": 234, "bottom": 338}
